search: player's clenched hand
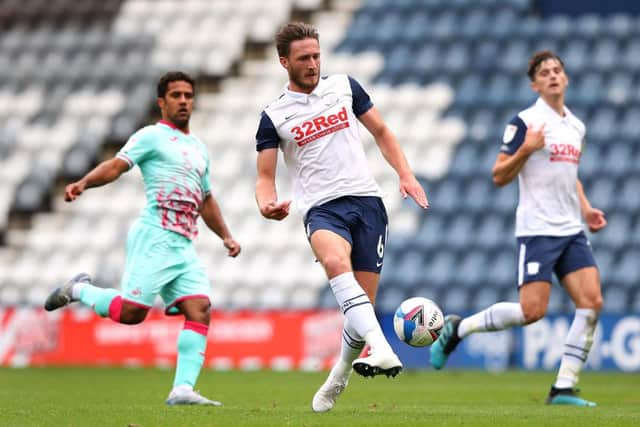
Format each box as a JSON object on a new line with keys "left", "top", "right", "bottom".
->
{"left": 64, "top": 181, "right": 86, "bottom": 202}
{"left": 522, "top": 123, "right": 546, "bottom": 154}
{"left": 260, "top": 200, "right": 291, "bottom": 221}
{"left": 223, "top": 237, "right": 241, "bottom": 257}
{"left": 399, "top": 175, "right": 429, "bottom": 209}
{"left": 584, "top": 207, "right": 607, "bottom": 233}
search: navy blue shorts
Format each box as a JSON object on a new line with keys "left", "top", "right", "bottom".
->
{"left": 516, "top": 231, "right": 597, "bottom": 287}
{"left": 304, "top": 196, "right": 388, "bottom": 273}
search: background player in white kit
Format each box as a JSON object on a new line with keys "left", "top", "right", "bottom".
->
{"left": 430, "top": 51, "right": 607, "bottom": 407}
{"left": 254, "top": 22, "right": 429, "bottom": 412}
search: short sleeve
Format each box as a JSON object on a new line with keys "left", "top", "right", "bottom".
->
{"left": 499, "top": 115, "right": 527, "bottom": 155}
{"left": 256, "top": 112, "right": 280, "bottom": 151}
{"left": 201, "top": 152, "right": 211, "bottom": 197}
{"left": 348, "top": 76, "right": 373, "bottom": 117}
{"left": 117, "top": 128, "right": 155, "bottom": 167}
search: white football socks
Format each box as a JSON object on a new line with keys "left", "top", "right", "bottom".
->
{"left": 340, "top": 318, "right": 365, "bottom": 362}
{"left": 554, "top": 308, "right": 598, "bottom": 389}
{"left": 71, "top": 282, "right": 88, "bottom": 300}
{"left": 457, "top": 302, "right": 526, "bottom": 339}
{"left": 327, "top": 319, "right": 365, "bottom": 380}
{"left": 329, "top": 272, "right": 391, "bottom": 354}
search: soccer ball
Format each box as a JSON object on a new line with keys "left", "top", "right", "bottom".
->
{"left": 393, "top": 297, "right": 444, "bottom": 347}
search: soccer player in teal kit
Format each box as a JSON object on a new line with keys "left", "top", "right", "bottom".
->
{"left": 45, "top": 71, "right": 240, "bottom": 406}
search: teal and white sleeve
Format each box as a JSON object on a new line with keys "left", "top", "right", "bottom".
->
{"left": 201, "top": 154, "right": 212, "bottom": 198}
{"left": 117, "top": 128, "right": 155, "bottom": 168}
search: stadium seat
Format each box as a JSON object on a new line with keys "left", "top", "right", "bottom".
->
{"left": 601, "top": 143, "right": 633, "bottom": 179}
{"left": 486, "top": 250, "right": 516, "bottom": 290}
{"left": 573, "top": 14, "right": 603, "bottom": 41}
{"left": 458, "top": 9, "right": 490, "bottom": 41}
{"left": 603, "top": 13, "right": 634, "bottom": 39}
{"left": 1, "top": 0, "right": 638, "bottom": 317}
{"left": 454, "top": 252, "right": 488, "bottom": 289}
{"left": 545, "top": 15, "right": 572, "bottom": 43}
{"left": 609, "top": 249, "right": 640, "bottom": 290}
{"left": 602, "top": 286, "right": 629, "bottom": 313}
{"left": 472, "top": 288, "right": 502, "bottom": 312}
{"left": 618, "top": 107, "right": 640, "bottom": 141}
{"left": 592, "top": 38, "right": 619, "bottom": 71}
{"left": 376, "top": 286, "right": 408, "bottom": 314}
{"left": 441, "top": 287, "right": 471, "bottom": 315}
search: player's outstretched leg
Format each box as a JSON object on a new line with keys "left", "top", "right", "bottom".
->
{"left": 430, "top": 314, "right": 462, "bottom": 370}
{"left": 546, "top": 387, "right": 596, "bottom": 407}
{"left": 45, "top": 272, "right": 121, "bottom": 321}
{"left": 44, "top": 273, "right": 92, "bottom": 311}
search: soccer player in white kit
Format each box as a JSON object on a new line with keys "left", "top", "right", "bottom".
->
{"left": 430, "top": 51, "right": 607, "bottom": 406}
{"left": 255, "top": 22, "right": 429, "bottom": 412}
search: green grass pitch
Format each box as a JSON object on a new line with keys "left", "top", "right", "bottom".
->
{"left": 1, "top": 368, "right": 638, "bottom": 426}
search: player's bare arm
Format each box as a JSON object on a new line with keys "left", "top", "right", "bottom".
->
{"left": 576, "top": 179, "right": 607, "bottom": 233}
{"left": 492, "top": 123, "right": 546, "bottom": 186}
{"left": 64, "top": 157, "right": 130, "bottom": 202}
{"left": 255, "top": 148, "right": 291, "bottom": 220}
{"left": 200, "top": 194, "right": 241, "bottom": 257}
{"left": 358, "top": 106, "right": 429, "bottom": 209}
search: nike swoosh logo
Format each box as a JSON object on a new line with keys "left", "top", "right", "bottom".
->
{"left": 376, "top": 261, "right": 383, "bottom": 267}
{"left": 285, "top": 112, "right": 298, "bottom": 120}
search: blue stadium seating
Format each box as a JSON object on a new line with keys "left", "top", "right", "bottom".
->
{"left": 337, "top": 0, "right": 640, "bottom": 315}
{"left": 1, "top": 0, "right": 638, "bottom": 315}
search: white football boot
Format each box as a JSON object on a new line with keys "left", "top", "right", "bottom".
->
{"left": 166, "top": 387, "right": 222, "bottom": 406}
{"left": 312, "top": 369, "right": 351, "bottom": 413}
{"left": 352, "top": 350, "right": 403, "bottom": 378}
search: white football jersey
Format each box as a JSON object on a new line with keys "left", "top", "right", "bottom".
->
{"left": 500, "top": 97, "right": 586, "bottom": 237}
{"left": 256, "top": 74, "right": 382, "bottom": 217}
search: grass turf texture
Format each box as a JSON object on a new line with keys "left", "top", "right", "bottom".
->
{"left": 1, "top": 368, "right": 638, "bottom": 426}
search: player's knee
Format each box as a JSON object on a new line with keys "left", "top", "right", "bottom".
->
{"left": 119, "top": 306, "right": 149, "bottom": 324}
{"left": 186, "top": 307, "right": 210, "bottom": 324}
{"left": 593, "top": 295, "right": 603, "bottom": 312}
{"left": 319, "top": 254, "right": 350, "bottom": 276}
{"left": 585, "top": 294, "right": 603, "bottom": 312}
{"left": 522, "top": 304, "right": 546, "bottom": 324}
{"left": 180, "top": 299, "right": 211, "bottom": 324}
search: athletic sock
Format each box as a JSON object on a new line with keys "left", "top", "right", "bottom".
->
{"left": 329, "top": 272, "right": 391, "bottom": 354}
{"left": 457, "top": 302, "right": 525, "bottom": 339}
{"left": 554, "top": 308, "right": 598, "bottom": 389}
{"left": 78, "top": 285, "right": 120, "bottom": 318}
{"left": 330, "top": 318, "right": 365, "bottom": 379}
{"left": 173, "top": 321, "right": 208, "bottom": 388}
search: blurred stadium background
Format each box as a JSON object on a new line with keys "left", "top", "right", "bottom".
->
{"left": 0, "top": 0, "right": 638, "bottom": 372}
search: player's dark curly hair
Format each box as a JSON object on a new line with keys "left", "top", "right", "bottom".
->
{"left": 527, "top": 50, "right": 565, "bottom": 81}
{"left": 156, "top": 71, "right": 195, "bottom": 98}
{"left": 275, "top": 22, "right": 319, "bottom": 58}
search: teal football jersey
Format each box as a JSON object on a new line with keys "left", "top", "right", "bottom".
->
{"left": 117, "top": 120, "right": 211, "bottom": 239}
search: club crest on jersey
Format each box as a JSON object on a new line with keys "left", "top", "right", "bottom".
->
{"left": 503, "top": 124, "right": 518, "bottom": 143}
{"left": 290, "top": 106, "right": 350, "bottom": 147}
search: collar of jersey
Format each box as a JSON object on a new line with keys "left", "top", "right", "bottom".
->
{"left": 535, "top": 97, "right": 573, "bottom": 121}
{"left": 283, "top": 79, "right": 324, "bottom": 103}
{"left": 158, "top": 119, "right": 190, "bottom": 134}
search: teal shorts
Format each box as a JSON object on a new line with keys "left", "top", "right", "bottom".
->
{"left": 121, "top": 220, "right": 210, "bottom": 314}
